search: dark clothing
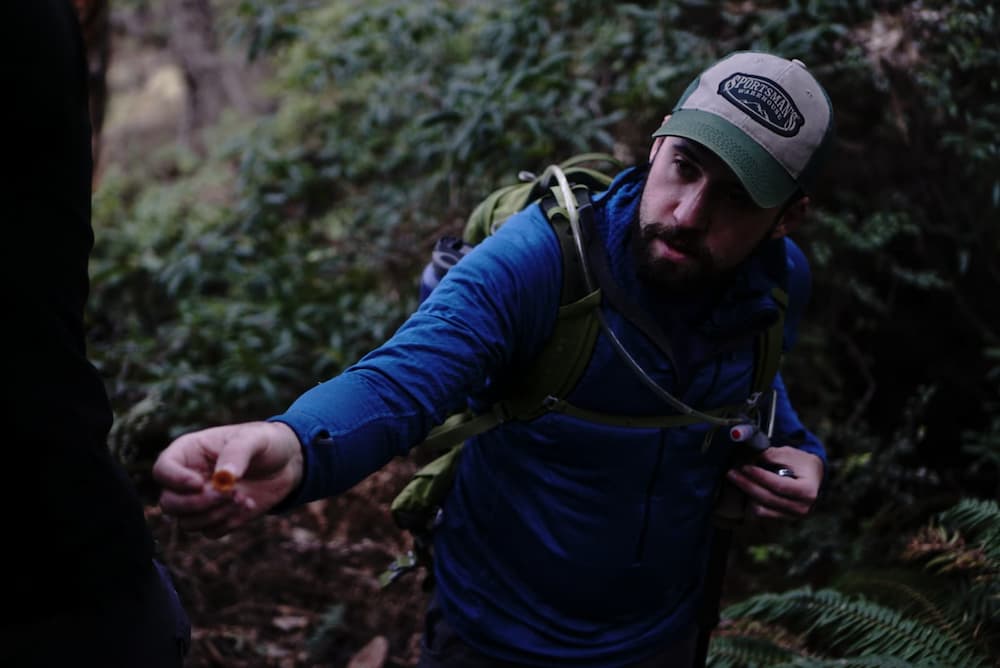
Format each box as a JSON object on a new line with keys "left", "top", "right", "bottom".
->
{"left": 1, "top": 560, "right": 190, "bottom": 667}
{"left": 0, "top": 1, "right": 189, "bottom": 664}
{"left": 418, "top": 592, "right": 697, "bottom": 668}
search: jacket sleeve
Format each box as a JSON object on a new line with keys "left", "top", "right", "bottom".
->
{"left": 772, "top": 237, "right": 826, "bottom": 465}
{"left": 780, "top": 237, "right": 812, "bottom": 351}
{"left": 268, "top": 206, "right": 563, "bottom": 506}
{"left": 770, "top": 372, "right": 826, "bottom": 465}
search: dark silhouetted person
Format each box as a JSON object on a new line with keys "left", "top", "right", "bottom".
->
{"left": 1, "top": 2, "right": 190, "bottom": 665}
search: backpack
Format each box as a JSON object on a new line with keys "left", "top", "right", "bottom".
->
{"left": 379, "top": 154, "right": 786, "bottom": 587}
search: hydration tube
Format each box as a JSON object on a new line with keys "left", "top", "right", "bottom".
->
{"left": 548, "top": 165, "right": 760, "bottom": 431}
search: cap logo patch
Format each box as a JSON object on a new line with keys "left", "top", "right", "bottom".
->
{"left": 718, "top": 73, "right": 804, "bottom": 137}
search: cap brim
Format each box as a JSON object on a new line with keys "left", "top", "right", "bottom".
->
{"left": 653, "top": 110, "right": 797, "bottom": 208}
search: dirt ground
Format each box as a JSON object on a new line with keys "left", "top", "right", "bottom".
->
{"left": 148, "top": 458, "right": 429, "bottom": 668}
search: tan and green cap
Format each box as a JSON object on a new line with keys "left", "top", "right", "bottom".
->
{"left": 653, "top": 51, "right": 835, "bottom": 208}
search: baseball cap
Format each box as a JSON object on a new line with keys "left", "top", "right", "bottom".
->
{"left": 653, "top": 51, "right": 835, "bottom": 208}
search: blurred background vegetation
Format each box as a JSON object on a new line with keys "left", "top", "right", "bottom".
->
{"left": 82, "top": 0, "right": 997, "bottom": 665}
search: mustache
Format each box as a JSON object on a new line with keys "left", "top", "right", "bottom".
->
{"left": 639, "top": 221, "right": 709, "bottom": 260}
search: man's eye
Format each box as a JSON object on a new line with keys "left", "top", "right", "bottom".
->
{"left": 672, "top": 158, "right": 698, "bottom": 179}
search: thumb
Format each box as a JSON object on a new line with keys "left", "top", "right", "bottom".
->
{"left": 210, "top": 424, "right": 298, "bottom": 512}
{"left": 210, "top": 442, "right": 257, "bottom": 492}
{"left": 208, "top": 421, "right": 285, "bottom": 490}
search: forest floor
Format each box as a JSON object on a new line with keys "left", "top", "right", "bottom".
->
{"left": 147, "top": 459, "right": 428, "bottom": 668}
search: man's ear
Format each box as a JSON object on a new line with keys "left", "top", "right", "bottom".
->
{"left": 648, "top": 114, "right": 672, "bottom": 163}
{"left": 770, "top": 196, "right": 810, "bottom": 239}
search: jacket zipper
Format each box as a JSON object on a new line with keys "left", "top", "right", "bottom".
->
{"left": 633, "top": 432, "right": 667, "bottom": 563}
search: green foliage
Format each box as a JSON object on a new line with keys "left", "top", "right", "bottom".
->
{"left": 229, "top": 0, "right": 312, "bottom": 60}
{"left": 934, "top": 498, "right": 1000, "bottom": 564}
{"left": 963, "top": 347, "right": 1000, "bottom": 497}
{"left": 905, "top": 498, "right": 1000, "bottom": 643}
{"left": 305, "top": 602, "right": 346, "bottom": 659}
{"left": 91, "top": 0, "right": 786, "bottom": 459}
{"left": 712, "top": 498, "right": 1000, "bottom": 666}
{"left": 719, "top": 588, "right": 990, "bottom": 667}
{"left": 708, "top": 633, "right": 804, "bottom": 668}
{"left": 92, "top": 0, "right": 999, "bottom": 626}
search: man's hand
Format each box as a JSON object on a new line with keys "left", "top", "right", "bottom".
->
{"left": 153, "top": 421, "right": 304, "bottom": 537}
{"left": 725, "top": 446, "right": 823, "bottom": 520}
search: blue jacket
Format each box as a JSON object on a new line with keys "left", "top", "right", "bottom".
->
{"left": 272, "top": 167, "right": 824, "bottom": 667}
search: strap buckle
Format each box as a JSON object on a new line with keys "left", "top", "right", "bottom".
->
{"left": 378, "top": 550, "right": 419, "bottom": 588}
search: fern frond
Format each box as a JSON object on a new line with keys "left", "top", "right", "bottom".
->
{"left": 903, "top": 524, "right": 996, "bottom": 581}
{"left": 707, "top": 634, "right": 803, "bottom": 667}
{"left": 937, "top": 498, "right": 1000, "bottom": 564}
{"left": 944, "top": 578, "right": 1000, "bottom": 651}
{"left": 834, "top": 570, "right": 967, "bottom": 650}
{"left": 939, "top": 498, "right": 1000, "bottom": 532}
{"left": 777, "top": 655, "right": 917, "bottom": 667}
{"left": 724, "top": 587, "right": 992, "bottom": 668}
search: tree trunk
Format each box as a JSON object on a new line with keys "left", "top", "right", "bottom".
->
{"left": 168, "top": 0, "right": 239, "bottom": 150}
{"left": 71, "top": 0, "right": 111, "bottom": 180}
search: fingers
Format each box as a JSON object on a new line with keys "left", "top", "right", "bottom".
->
{"left": 182, "top": 498, "right": 251, "bottom": 537}
{"left": 153, "top": 422, "right": 268, "bottom": 496}
{"left": 757, "top": 446, "right": 824, "bottom": 485}
{"left": 726, "top": 446, "right": 824, "bottom": 521}
{"left": 726, "top": 465, "right": 814, "bottom": 519}
{"left": 154, "top": 421, "right": 301, "bottom": 537}
{"left": 152, "top": 434, "right": 211, "bottom": 493}
{"left": 160, "top": 484, "right": 260, "bottom": 535}
{"left": 161, "top": 490, "right": 252, "bottom": 536}
{"left": 159, "top": 487, "right": 227, "bottom": 516}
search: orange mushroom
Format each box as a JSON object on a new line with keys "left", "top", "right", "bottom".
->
{"left": 211, "top": 469, "right": 237, "bottom": 494}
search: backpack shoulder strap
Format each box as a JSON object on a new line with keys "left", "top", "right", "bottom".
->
{"left": 414, "top": 185, "right": 603, "bottom": 453}
{"left": 752, "top": 286, "right": 788, "bottom": 394}
{"left": 493, "top": 185, "right": 603, "bottom": 420}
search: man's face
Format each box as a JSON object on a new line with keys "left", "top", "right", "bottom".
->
{"left": 635, "top": 136, "right": 796, "bottom": 293}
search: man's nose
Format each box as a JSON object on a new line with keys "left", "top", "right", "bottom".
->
{"left": 673, "top": 183, "right": 711, "bottom": 230}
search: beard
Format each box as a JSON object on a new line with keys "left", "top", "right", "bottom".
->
{"left": 631, "top": 217, "right": 724, "bottom": 294}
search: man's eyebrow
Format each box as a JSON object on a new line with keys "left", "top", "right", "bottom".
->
{"left": 673, "top": 137, "right": 747, "bottom": 191}
{"left": 673, "top": 138, "right": 704, "bottom": 164}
